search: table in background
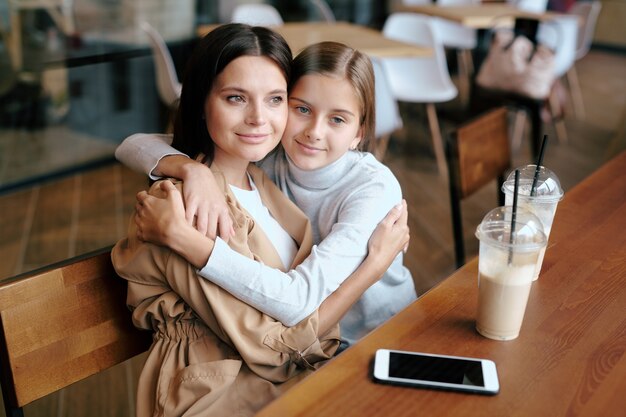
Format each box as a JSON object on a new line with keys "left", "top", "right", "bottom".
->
{"left": 197, "top": 22, "right": 431, "bottom": 58}
{"left": 398, "top": 3, "right": 561, "bottom": 29}
{"left": 256, "top": 151, "right": 626, "bottom": 417}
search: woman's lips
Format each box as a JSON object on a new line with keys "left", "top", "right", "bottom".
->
{"left": 237, "top": 133, "right": 270, "bottom": 144}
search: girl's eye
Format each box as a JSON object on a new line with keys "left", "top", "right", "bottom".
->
{"left": 330, "top": 116, "right": 346, "bottom": 125}
{"left": 227, "top": 95, "right": 245, "bottom": 103}
{"left": 295, "top": 106, "right": 310, "bottom": 115}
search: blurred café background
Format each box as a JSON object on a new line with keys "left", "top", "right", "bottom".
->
{"left": 0, "top": 1, "right": 624, "bottom": 414}
{"left": 0, "top": 0, "right": 626, "bottom": 416}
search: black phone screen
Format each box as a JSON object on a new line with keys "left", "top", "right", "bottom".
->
{"left": 388, "top": 352, "right": 485, "bottom": 387}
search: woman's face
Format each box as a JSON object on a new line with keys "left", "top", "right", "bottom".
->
{"left": 281, "top": 74, "right": 363, "bottom": 171}
{"left": 205, "top": 55, "right": 288, "bottom": 169}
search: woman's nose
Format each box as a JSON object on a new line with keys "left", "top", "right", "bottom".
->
{"left": 245, "top": 102, "right": 266, "bottom": 125}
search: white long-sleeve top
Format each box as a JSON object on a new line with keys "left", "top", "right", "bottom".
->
{"left": 116, "top": 134, "right": 417, "bottom": 345}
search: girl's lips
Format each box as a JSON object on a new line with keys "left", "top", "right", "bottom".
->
{"left": 295, "top": 140, "right": 323, "bottom": 154}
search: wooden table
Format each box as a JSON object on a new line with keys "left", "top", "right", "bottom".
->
{"left": 398, "top": 4, "right": 562, "bottom": 29}
{"left": 197, "top": 22, "right": 431, "bottom": 58}
{"left": 256, "top": 151, "right": 626, "bottom": 417}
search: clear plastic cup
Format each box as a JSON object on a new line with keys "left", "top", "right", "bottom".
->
{"left": 502, "top": 165, "right": 563, "bottom": 280}
{"left": 475, "top": 206, "right": 547, "bottom": 341}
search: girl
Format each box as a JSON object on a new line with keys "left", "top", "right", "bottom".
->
{"left": 118, "top": 41, "right": 417, "bottom": 348}
{"left": 112, "top": 26, "right": 408, "bottom": 417}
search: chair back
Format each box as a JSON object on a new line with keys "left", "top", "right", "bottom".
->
{"left": 0, "top": 248, "right": 152, "bottom": 415}
{"left": 372, "top": 57, "right": 402, "bottom": 160}
{"left": 447, "top": 107, "right": 510, "bottom": 267}
{"left": 537, "top": 15, "right": 578, "bottom": 77}
{"left": 508, "top": 0, "right": 549, "bottom": 13}
{"left": 231, "top": 4, "right": 284, "bottom": 26}
{"left": 141, "top": 21, "right": 182, "bottom": 108}
{"left": 383, "top": 13, "right": 449, "bottom": 75}
{"left": 401, "top": 0, "right": 433, "bottom": 5}
{"left": 309, "top": 0, "right": 336, "bottom": 22}
{"left": 570, "top": 1, "right": 602, "bottom": 60}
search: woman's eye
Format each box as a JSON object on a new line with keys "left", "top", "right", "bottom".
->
{"left": 330, "top": 116, "right": 345, "bottom": 125}
{"left": 227, "top": 95, "right": 244, "bottom": 103}
{"left": 270, "top": 96, "right": 284, "bottom": 105}
{"left": 296, "top": 106, "right": 310, "bottom": 115}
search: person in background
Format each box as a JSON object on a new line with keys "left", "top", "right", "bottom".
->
{"left": 112, "top": 25, "right": 409, "bottom": 417}
{"left": 117, "top": 40, "right": 417, "bottom": 350}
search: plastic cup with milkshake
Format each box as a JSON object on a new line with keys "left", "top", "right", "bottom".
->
{"left": 502, "top": 165, "right": 563, "bottom": 280}
{"left": 475, "top": 206, "right": 547, "bottom": 341}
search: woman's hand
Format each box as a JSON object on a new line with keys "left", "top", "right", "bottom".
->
{"left": 135, "top": 180, "right": 188, "bottom": 247}
{"left": 367, "top": 200, "right": 410, "bottom": 267}
{"left": 135, "top": 180, "right": 215, "bottom": 269}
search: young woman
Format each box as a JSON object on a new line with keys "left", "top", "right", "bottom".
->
{"left": 112, "top": 26, "right": 408, "bottom": 417}
{"left": 117, "top": 41, "right": 417, "bottom": 348}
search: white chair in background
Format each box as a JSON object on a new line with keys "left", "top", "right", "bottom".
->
{"left": 309, "top": 0, "right": 335, "bottom": 22}
{"left": 566, "top": 0, "right": 602, "bottom": 119}
{"left": 433, "top": 0, "right": 479, "bottom": 105}
{"left": 382, "top": 12, "right": 458, "bottom": 175}
{"left": 507, "top": 0, "right": 549, "bottom": 13}
{"left": 401, "top": 0, "right": 432, "bottom": 5}
{"left": 538, "top": 15, "right": 579, "bottom": 142}
{"left": 141, "top": 21, "right": 182, "bottom": 109}
{"left": 371, "top": 57, "right": 403, "bottom": 160}
{"left": 231, "top": 4, "right": 284, "bottom": 26}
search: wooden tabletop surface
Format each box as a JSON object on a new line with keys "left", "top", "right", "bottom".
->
{"left": 197, "top": 22, "right": 431, "bottom": 58}
{"left": 256, "top": 151, "right": 626, "bottom": 417}
{"left": 399, "top": 4, "right": 562, "bottom": 28}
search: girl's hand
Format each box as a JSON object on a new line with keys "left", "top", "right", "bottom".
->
{"left": 367, "top": 200, "right": 410, "bottom": 267}
{"left": 135, "top": 180, "right": 188, "bottom": 247}
{"left": 178, "top": 160, "right": 235, "bottom": 242}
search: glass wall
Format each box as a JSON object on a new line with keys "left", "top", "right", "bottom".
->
{"left": 0, "top": 0, "right": 383, "bottom": 192}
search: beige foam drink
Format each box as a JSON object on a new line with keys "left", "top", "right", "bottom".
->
{"left": 475, "top": 206, "right": 546, "bottom": 341}
{"left": 476, "top": 252, "right": 537, "bottom": 340}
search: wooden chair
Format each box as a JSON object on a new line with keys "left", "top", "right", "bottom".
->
{"left": 446, "top": 107, "right": 511, "bottom": 268}
{"left": 0, "top": 247, "right": 152, "bottom": 417}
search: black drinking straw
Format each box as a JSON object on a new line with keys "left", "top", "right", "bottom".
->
{"left": 530, "top": 134, "right": 549, "bottom": 197}
{"left": 508, "top": 169, "right": 520, "bottom": 265}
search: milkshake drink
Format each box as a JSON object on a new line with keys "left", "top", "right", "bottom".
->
{"left": 475, "top": 207, "right": 546, "bottom": 341}
{"left": 503, "top": 165, "right": 563, "bottom": 280}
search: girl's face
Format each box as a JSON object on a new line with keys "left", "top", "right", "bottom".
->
{"left": 281, "top": 74, "right": 363, "bottom": 171}
{"left": 205, "top": 56, "right": 288, "bottom": 171}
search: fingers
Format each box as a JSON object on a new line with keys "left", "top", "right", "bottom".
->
{"left": 217, "top": 212, "right": 235, "bottom": 243}
{"left": 160, "top": 180, "right": 177, "bottom": 193}
{"left": 196, "top": 210, "right": 209, "bottom": 237}
{"left": 398, "top": 199, "right": 408, "bottom": 226}
{"left": 205, "top": 211, "right": 218, "bottom": 240}
{"left": 136, "top": 190, "right": 149, "bottom": 205}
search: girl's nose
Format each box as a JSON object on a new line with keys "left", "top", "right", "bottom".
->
{"left": 304, "top": 119, "right": 323, "bottom": 141}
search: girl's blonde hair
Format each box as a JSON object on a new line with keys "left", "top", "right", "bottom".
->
{"left": 290, "top": 42, "right": 376, "bottom": 153}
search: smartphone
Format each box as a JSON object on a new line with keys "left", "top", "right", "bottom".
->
{"left": 373, "top": 349, "right": 499, "bottom": 395}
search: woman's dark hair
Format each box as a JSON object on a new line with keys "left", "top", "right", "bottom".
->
{"left": 171, "top": 23, "right": 292, "bottom": 162}
{"left": 289, "top": 41, "right": 375, "bottom": 153}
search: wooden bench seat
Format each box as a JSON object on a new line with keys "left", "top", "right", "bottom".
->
{"left": 0, "top": 247, "right": 152, "bottom": 417}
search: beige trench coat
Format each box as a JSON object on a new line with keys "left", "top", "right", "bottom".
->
{"left": 112, "top": 164, "right": 340, "bottom": 417}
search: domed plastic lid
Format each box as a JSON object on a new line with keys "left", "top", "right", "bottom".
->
{"left": 475, "top": 206, "right": 547, "bottom": 251}
{"left": 502, "top": 165, "right": 564, "bottom": 202}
